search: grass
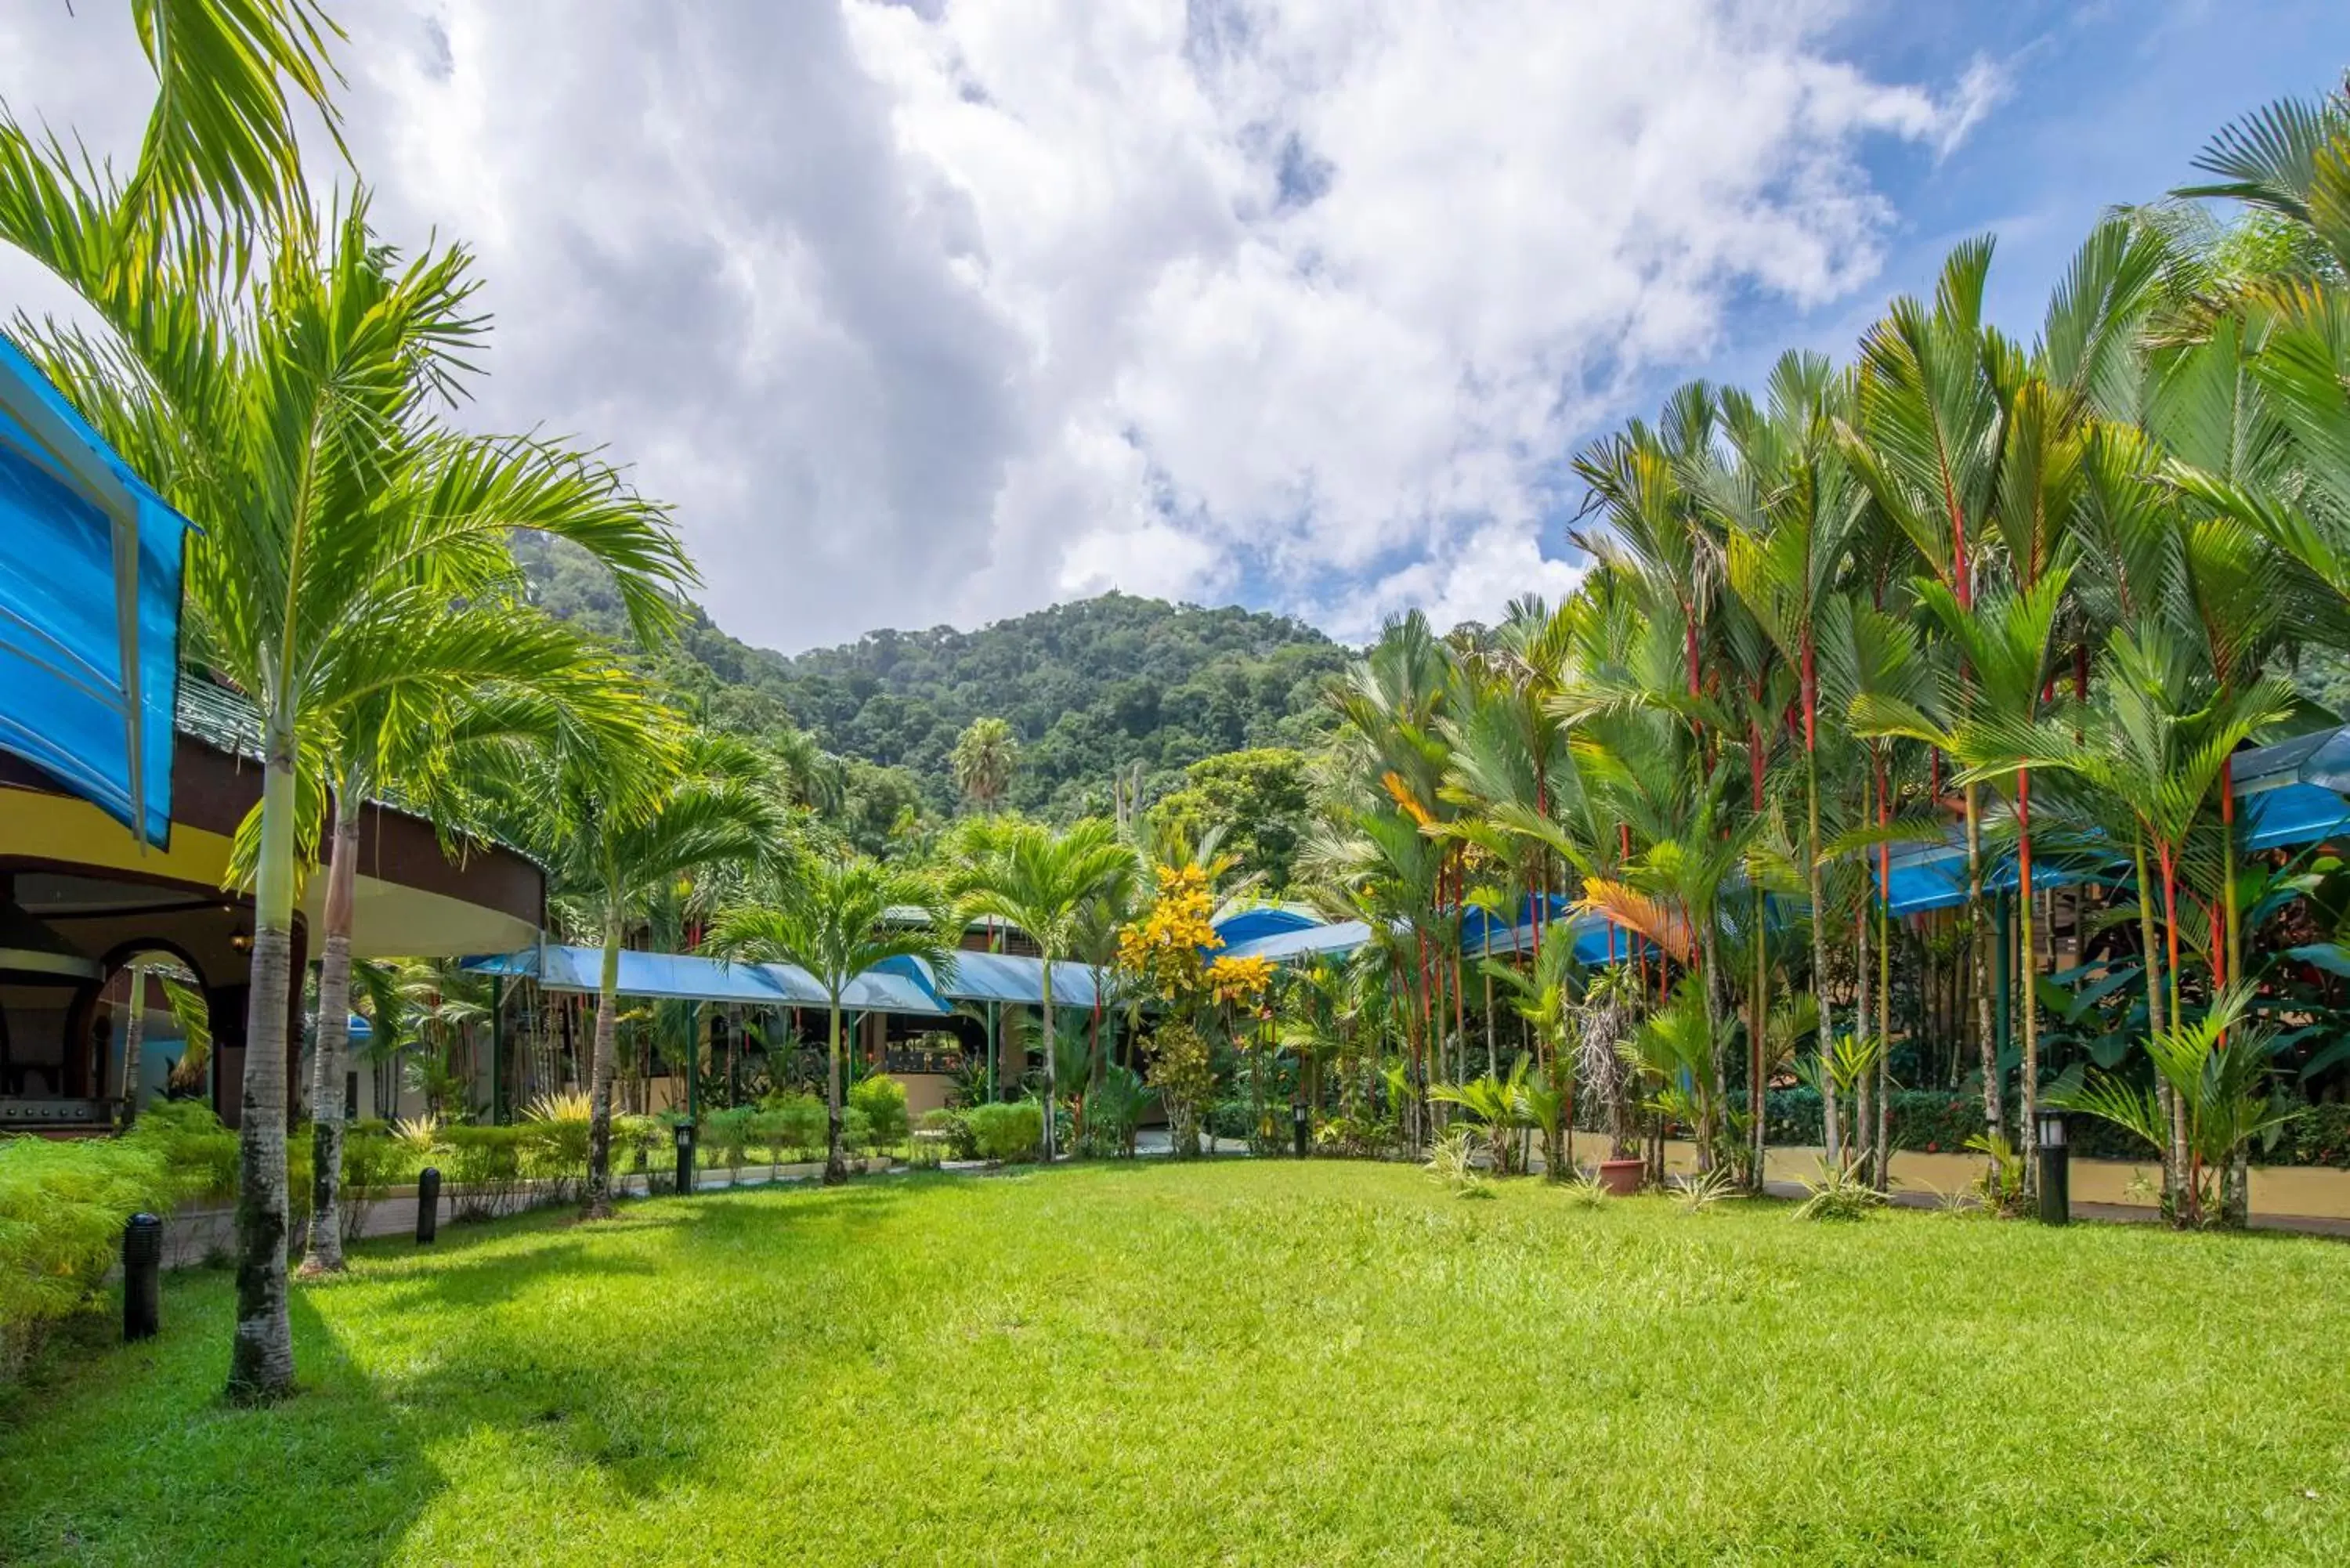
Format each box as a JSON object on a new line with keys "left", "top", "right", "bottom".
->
{"left": 5, "top": 1162, "right": 2350, "bottom": 1565}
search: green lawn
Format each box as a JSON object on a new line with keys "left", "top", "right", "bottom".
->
{"left": 6, "top": 1162, "right": 2350, "bottom": 1565}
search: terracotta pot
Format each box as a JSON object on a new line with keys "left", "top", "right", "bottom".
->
{"left": 1597, "top": 1158, "right": 1644, "bottom": 1197}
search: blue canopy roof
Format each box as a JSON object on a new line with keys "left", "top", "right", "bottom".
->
{"left": 463, "top": 945, "right": 949, "bottom": 1016}
{"left": 1219, "top": 905, "right": 1647, "bottom": 969}
{"left": 878, "top": 950, "right": 1104, "bottom": 1010}
{"left": 1210, "top": 905, "right": 1322, "bottom": 949}
{"left": 0, "top": 338, "right": 191, "bottom": 847}
{"left": 1882, "top": 726, "right": 2350, "bottom": 916}
{"left": 1219, "top": 919, "right": 1375, "bottom": 963}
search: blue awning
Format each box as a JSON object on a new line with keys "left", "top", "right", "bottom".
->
{"left": 878, "top": 950, "right": 1103, "bottom": 1010}
{"left": 0, "top": 338, "right": 191, "bottom": 847}
{"left": 462, "top": 945, "right": 949, "bottom": 1016}
{"left": 1210, "top": 904, "right": 1322, "bottom": 948}
{"left": 1882, "top": 726, "right": 2350, "bottom": 916}
{"left": 1472, "top": 909, "right": 1656, "bottom": 966}
{"left": 1219, "top": 920, "right": 1375, "bottom": 963}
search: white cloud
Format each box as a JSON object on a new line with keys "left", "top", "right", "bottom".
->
{"left": 1, "top": 1, "right": 1994, "bottom": 649}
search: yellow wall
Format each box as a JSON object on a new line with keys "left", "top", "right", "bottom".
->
{"left": 1596, "top": 1137, "right": 2350, "bottom": 1221}
{"left": 0, "top": 785, "right": 233, "bottom": 891}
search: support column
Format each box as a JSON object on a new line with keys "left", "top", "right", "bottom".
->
{"left": 490, "top": 976, "right": 508, "bottom": 1124}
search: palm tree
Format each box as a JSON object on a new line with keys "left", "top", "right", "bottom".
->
{"left": 1853, "top": 572, "right": 2071, "bottom": 1162}
{"left": 1723, "top": 352, "right": 1866, "bottom": 1163}
{"left": 710, "top": 858, "right": 956, "bottom": 1183}
{"left": 1838, "top": 240, "right": 2009, "bottom": 1143}
{"left": 533, "top": 730, "right": 785, "bottom": 1215}
{"left": 951, "top": 818, "right": 1137, "bottom": 1162}
{"left": 951, "top": 717, "right": 1021, "bottom": 815}
{"left": 2055, "top": 986, "right": 2302, "bottom": 1227}
{"left": 298, "top": 659, "right": 651, "bottom": 1274}
{"left": 3, "top": 60, "right": 691, "bottom": 1396}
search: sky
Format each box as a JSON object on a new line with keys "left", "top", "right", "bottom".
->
{"left": 3, "top": 1, "right": 2348, "bottom": 655}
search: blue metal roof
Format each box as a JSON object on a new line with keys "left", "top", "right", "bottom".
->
{"left": 878, "top": 950, "right": 1104, "bottom": 1010}
{"left": 462, "top": 945, "right": 949, "bottom": 1016}
{"left": 1218, "top": 920, "right": 1374, "bottom": 963}
{"left": 1210, "top": 905, "right": 1322, "bottom": 949}
{"left": 0, "top": 338, "right": 192, "bottom": 846}
{"left": 1882, "top": 727, "right": 2350, "bottom": 916}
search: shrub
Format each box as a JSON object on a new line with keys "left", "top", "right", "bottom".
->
{"left": 754, "top": 1095, "right": 826, "bottom": 1163}
{"left": 519, "top": 1114, "right": 591, "bottom": 1201}
{"left": 1207, "top": 1097, "right": 1255, "bottom": 1147}
{"left": 924, "top": 1107, "right": 980, "bottom": 1162}
{"left": 443, "top": 1126, "right": 530, "bottom": 1221}
{"left": 1079, "top": 1066, "right": 1151, "bottom": 1158}
{"left": 848, "top": 1075, "right": 909, "bottom": 1148}
{"left": 701, "top": 1107, "right": 755, "bottom": 1181}
{"left": 1, "top": 1134, "right": 176, "bottom": 1383}
{"left": 843, "top": 1106, "right": 875, "bottom": 1157}
{"left": 613, "top": 1114, "right": 665, "bottom": 1176}
{"left": 964, "top": 1100, "right": 1043, "bottom": 1162}
{"left": 127, "top": 1100, "right": 238, "bottom": 1202}
{"left": 1792, "top": 1160, "right": 1887, "bottom": 1223}
{"left": 339, "top": 1130, "right": 406, "bottom": 1241}
{"left": 1423, "top": 1129, "right": 1491, "bottom": 1199}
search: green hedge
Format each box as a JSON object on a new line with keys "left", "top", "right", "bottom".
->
{"left": 1, "top": 1134, "right": 175, "bottom": 1383}
{"left": 848, "top": 1075, "right": 909, "bottom": 1147}
{"left": 963, "top": 1101, "right": 1043, "bottom": 1162}
{"left": 1762, "top": 1088, "right": 2350, "bottom": 1166}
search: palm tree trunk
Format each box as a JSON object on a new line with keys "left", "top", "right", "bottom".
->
{"left": 2130, "top": 831, "right": 2178, "bottom": 1210}
{"left": 2157, "top": 840, "right": 2191, "bottom": 1220}
{"left": 1853, "top": 870, "right": 1871, "bottom": 1178}
{"left": 2015, "top": 771, "right": 2041, "bottom": 1193}
{"left": 583, "top": 920, "right": 623, "bottom": 1219}
{"left": 1965, "top": 785, "right": 2000, "bottom": 1152}
{"left": 1748, "top": 887, "right": 1768, "bottom": 1193}
{"left": 1875, "top": 893, "right": 1891, "bottom": 1192}
{"left": 118, "top": 959, "right": 149, "bottom": 1129}
{"left": 825, "top": 1000, "right": 848, "bottom": 1184}
{"left": 300, "top": 795, "right": 361, "bottom": 1275}
{"left": 227, "top": 734, "right": 298, "bottom": 1403}
{"left": 1700, "top": 915, "right": 1725, "bottom": 1173}
{"left": 1039, "top": 967, "right": 1058, "bottom": 1162}
{"left": 1806, "top": 731, "right": 1840, "bottom": 1169}
{"left": 1484, "top": 968, "right": 1495, "bottom": 1078}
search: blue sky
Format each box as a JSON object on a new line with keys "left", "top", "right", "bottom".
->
{"left": 7, "top": 2, "right": 2348, "bottom": 653}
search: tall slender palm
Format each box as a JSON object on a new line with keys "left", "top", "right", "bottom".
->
{"left": 952, "top": 818, "right": 1139, "bottom": 1161}
{"left": 298, "top": 656, "right": 652, "bottom": 1274}
{"left": 4, "top": 179, "right": 688, "bottom": 1396}
{"left": 531, "top": 730, "right": 784, "bottom": 1214}
{"left": 1857, "top": 572, "right": 2072, "bottom": 1159}
{"left": 1838, "top": 240, "right": 2008, "bottom": 1140}
{"left": 951, "top": 717, "right": 1021, "bottom": 816}
{"left": 710, "top": 859, "right": 956, "bottom": 1183}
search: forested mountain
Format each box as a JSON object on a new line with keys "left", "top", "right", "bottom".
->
{"left": 515, "top": 534, "right": 1351, "bottom": 821}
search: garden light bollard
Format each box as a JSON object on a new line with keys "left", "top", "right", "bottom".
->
{"left": 122, "top": 1212, "right": 162, "bottom": 1342}
{"left": 2035, "top": 1109, "right": 2070, "bottom": 1227}
{"left": 416, "top": 1166, "right": 441, "bottom": 1245}
{"left": 1292, "top": 1102, "right": 1309, "bottom": 1158}
{"left": 675, "top": 1119, "right": 696, "bottom": 1196}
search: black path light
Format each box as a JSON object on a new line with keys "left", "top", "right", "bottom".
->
{"left": 2036, "top": 1108, "right": 2070, "bottom": 1226}
{"left": 1292, "top": 1100, "right": 1310, "bottom": 1158}
{"left": 674, "top": 1119, "right": 696, "bottom": 1197}
{"left": 415, "top": 1166, "right": 441, "bottom": 1245}
{"left": 121, "top": 1212, "right": 161, "bottom": 1342}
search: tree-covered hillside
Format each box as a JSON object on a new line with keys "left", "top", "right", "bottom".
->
{"left": 515, "top": 534, "right": 1351, "bottom": 819}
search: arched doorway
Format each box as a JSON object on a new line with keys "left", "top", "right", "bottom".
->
{"left": 93, "top": 944, "right": 211, "bottom": 1125}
